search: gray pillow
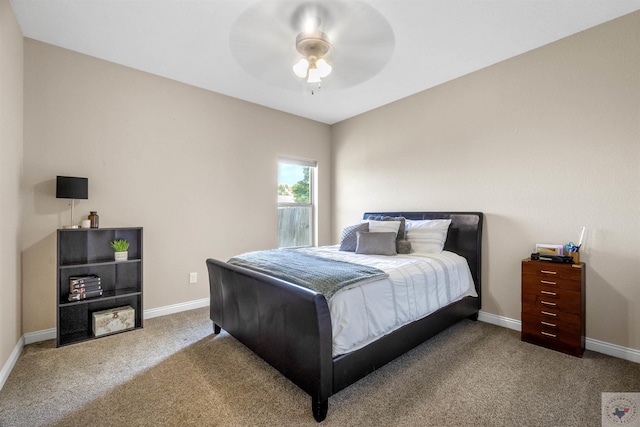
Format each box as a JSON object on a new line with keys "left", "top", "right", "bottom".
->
{"left": 397, "top": 239, "right": 412, "bottom": 254}
{"left": 339, "top": 222, "right": 369, "bottom": 252}
{"left": 355, "top": 231, "right": 397, "bottom": 256}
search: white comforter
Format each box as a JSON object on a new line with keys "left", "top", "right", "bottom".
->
{"left": 296, "top": 246, "right": 477, "bottom": 357}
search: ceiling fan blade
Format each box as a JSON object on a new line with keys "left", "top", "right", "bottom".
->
{"left": 328, "top": 21, "right": 395, "bottom": 89}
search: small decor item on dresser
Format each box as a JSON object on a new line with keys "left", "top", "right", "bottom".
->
{"left": 564, "top": 227, "right": 586, "bottom": 264}
{"left": 88, "top": 211, "right": 99, "bottom": 228}
{"left": 535, "top": 243, "right": 564, "bottom": 255}
{"left": 530, "top": 252, "right": 574, "bottom": 263}
{"left": 564, "top": 242, "right": 580, "bottom": 264}
{"left": 92, "top": 306, "right": 135, "bottom": 337}
{"left": 110, "top": 239, "right": 129, "bottom": 261}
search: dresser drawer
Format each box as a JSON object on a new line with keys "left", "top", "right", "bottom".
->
{"left": 522, "top": 260, "right": 583, "bottom": 282}
{"left": 522, "top": 273, "right": 582, "bottom": 292}
{"left": 522, "top": 312, "right": 581, "bottom": 336}
{"left": 521, "top": 325, "right": 583, "bottom": 357}
{"left": 522, "top": 302, "right": 581, "bottom": 325}
{"left": 522, "top": 282, "right": 581, "bottom": 301}
{"left": 522, "top": 292, "right": 581, "bottom": 315}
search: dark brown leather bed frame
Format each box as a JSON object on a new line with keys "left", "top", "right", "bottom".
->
{"left": 206, "top": 212, "right": 483, "bottom": 422}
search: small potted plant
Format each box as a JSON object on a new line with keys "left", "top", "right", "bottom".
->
{"left": 110, "top": 239, "right": 130, "bottom": 261}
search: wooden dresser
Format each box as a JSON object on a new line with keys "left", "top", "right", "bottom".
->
{"left": 521, "top": 258, "right": 585, "bottom": 357}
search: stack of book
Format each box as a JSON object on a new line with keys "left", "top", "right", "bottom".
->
{"left": 68, "top": 274, "right": 103, "bottom": 301}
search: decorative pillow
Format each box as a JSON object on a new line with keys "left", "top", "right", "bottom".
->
{"left": 366, "top": 220, "right": 401, "bottom": 236}
{"left": 366, "top": 216, "right": 406, "bottom": 240}
{"left": 355, "top": 231, "right": 397, "bottom": 256}
{"left": 339, "top": 222, "right": 369, "bottom": 252}
{"left": 405, "top": 219, "right": 452, "bottom": 253}
{"left": 397, "top": 239, "right": 412, "bottom": 254}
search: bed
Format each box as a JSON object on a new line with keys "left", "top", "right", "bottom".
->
{"left": 206, "top": 212, "right": 483, "bottom": 422}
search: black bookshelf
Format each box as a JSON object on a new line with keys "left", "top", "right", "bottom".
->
{"left": 56, "top": 227, "right": 143, "bottom": 347}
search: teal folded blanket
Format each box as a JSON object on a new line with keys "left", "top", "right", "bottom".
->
{"left": 228, "top": 249, "right": 388, "bottom": 299}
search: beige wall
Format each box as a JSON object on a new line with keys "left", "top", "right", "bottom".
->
{"left": 332, "top": 12, "right": 640, "bottom": 351}
{"left": 0, "top": 0, "right": 24, "bottom": 377}
{"left": 22, "top": 39, "right": 332, "bottom": 333}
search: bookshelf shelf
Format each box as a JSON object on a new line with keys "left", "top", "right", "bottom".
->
{"left": 56, "top": 227, "right": 143, "bottom": 347}
{"left": 58, "top": 288, "right": 142, "bottom": 306}
{"left": 59, "top": 258, "right": 142, "bottom": 269}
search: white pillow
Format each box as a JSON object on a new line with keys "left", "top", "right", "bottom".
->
{"left": 365, "top": 220, "right": 401, "bottom": 236}
{"left": 405, "top": 219, "right": 452, "bottom": 253}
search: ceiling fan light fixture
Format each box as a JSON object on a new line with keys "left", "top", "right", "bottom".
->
{"left": 293, "top": 31, "right": 333, "bottom": 84}
{"left": 293, "top": 58, "right": 309, "bottom": 78}
{"left": 316, "top": 58, "right": 332, "bottom": 78}
{"left": 307, "top": 67, "right": 322, "bottom": 83}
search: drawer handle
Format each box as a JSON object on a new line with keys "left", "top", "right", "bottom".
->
{"left": 540, "top": 300, "right": 557, "bottom": 306}
{"left": 540, "top": 270, "right": 557, "bottom": 275}
{"left": 540, "top": 290, "right": 557, "bottom": 296}
{"left": 541, "top": 311, "right": 557, "bottom": 317}
{"left": 541, "top": 331, "right": 557, "bottom": 338}
{"left": 540, "top": 280, "right": 557, "bottom": 285}
{"left": 541, "top": 321, "right": 556, "bottom": 327}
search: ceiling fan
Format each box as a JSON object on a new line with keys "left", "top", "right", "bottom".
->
{"left": 229, "top": 1, "right": 395, "bottom": 93}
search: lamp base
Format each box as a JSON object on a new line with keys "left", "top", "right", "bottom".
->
{"left": 64, "top": 199, "right": 79, "bottom": 230}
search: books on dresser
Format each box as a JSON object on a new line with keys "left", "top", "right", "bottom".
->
{"left": 68, "top": 275, "right": 103, "bottom": 301}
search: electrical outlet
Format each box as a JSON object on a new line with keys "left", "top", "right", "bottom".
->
{"left": 189, "top": 272, "right": 197, "bottom": 284}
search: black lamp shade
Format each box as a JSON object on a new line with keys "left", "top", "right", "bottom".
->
{"left": 56, "top": 176, "right": 88, "bottom": 199}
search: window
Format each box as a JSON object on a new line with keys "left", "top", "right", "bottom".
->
{"left": 277, "top": 157, "right": 316, "bottom": 248}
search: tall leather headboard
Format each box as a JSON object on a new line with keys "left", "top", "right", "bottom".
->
{"left": 363, "top": 212, "right": 483, "bottom": 304}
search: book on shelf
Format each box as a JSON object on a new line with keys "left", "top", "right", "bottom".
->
{"left": 69, "top": 274, "right": 101, "bottom": 287}
{"left": 68, "top": 289, "right": 103, "bottom": 301}
{"left": 70, "top": 284, "right": 102, "bottom": 294}
{"left": 70, "top": 278, "right": 101, "bottom": 288}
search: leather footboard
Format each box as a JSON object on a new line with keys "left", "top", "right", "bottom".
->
{"left": 206, "top": 258, "right": 333, "bottom": 404}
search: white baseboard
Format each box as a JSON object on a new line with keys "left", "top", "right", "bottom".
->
{"left": 24, "top": 328, "right": 56, "bottom": 344}
{"left": 478, "top": 310, "right": 522, "bottom": 331}
{"left": 0, "top": 336, "right": 24, "bottom": 391}
{"left": 143, "top": 297, "right": 210, "bottom": 319}
{"left": 586, "top": 336, "right": 640, "bottom": 364}
{"left": 478, "top": 310, "right": 640, "bottom": 363}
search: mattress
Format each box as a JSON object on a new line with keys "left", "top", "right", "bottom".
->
{"left": 295, "top": 246, "right": 477, "bottom": 357}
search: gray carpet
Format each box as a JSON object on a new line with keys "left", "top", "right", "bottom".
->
{"left": 1, "top": 307, "right": 638, "bottom": 426}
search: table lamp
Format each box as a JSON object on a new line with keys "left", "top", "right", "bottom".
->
{"left": 56, "top": 176, "right": 88, "bottom": 229}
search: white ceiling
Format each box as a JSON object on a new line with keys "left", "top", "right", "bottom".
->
{"left": 10, "top": 0, "right": 640, "bottom": 125}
